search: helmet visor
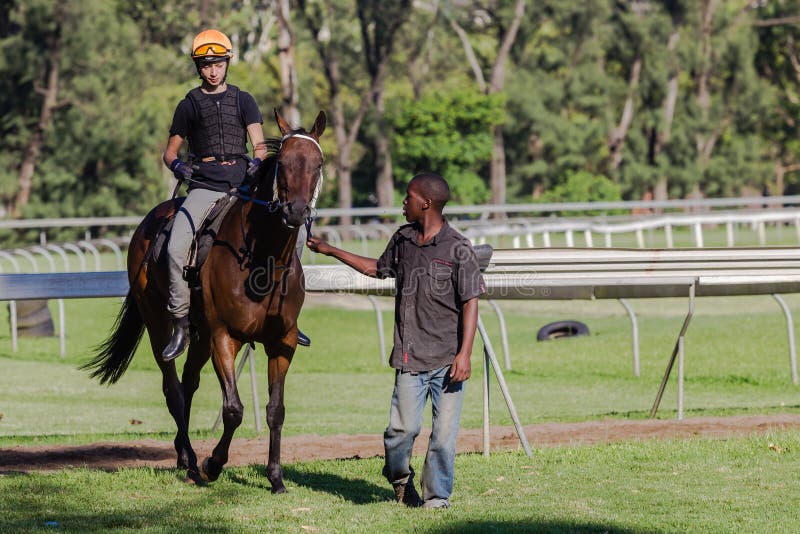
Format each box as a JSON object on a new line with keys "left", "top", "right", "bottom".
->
{"left": 192, "top": 42, "right": 231, "bottom": 57}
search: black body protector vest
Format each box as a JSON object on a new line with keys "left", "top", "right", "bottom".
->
{"left": 186, "top": 84, "right": 248, "bottom": 160}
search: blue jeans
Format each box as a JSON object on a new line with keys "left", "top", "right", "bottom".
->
{"left": 383, "top": 366, "right": 464, "bottom": 503}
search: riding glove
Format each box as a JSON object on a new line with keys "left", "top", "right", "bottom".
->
{"left": 170, "top": 159, "right": 194, "bottom": 182}
{"left": 246, "top": 157, "right": 262, "bottom": 179}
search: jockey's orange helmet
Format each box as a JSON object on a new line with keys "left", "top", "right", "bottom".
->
{"left": 191, "top": 29, "right": 233, "bottom": 64}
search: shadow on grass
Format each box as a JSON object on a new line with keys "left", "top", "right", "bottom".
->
{"left": 424, "top": 520, "right": 653, "bottom": 533}
{"left": 0, "top": 482, "right": 232, "bottom": 533}
{"left": 0, "top": 443, "right": 175, "bottom": 473}
{"left": 281, "top": 464, "right": 391, "bottom": 505}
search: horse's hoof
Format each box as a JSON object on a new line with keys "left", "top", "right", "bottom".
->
{"left": 184, "top": 469, "right": 207, "bottom": 486}
{"left": 271, "top": 484, "right": 287, "bottom": 494}
{"left": 200, "top": 457, "right": 221, "bottom": 482}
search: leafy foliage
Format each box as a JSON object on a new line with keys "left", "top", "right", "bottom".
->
{"left": 1, "top": 0, "right": 800, "bottom": 220}
{"left": 538, "top": 170, "right": 622, "bottom": 207}
{"left": 390, "top": 89, "right": 504, "bottom": 204}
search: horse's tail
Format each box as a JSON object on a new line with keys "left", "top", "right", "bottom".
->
{"left": 80, "top": 292, "right": 144, "bottom": 385}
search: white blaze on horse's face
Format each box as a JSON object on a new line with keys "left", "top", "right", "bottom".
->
{"left": 276, "top": 133, "right": 323, "bottom": 229}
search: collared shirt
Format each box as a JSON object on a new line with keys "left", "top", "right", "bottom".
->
{"left": 376, "top": 221, "right": 486, "bottom": 372}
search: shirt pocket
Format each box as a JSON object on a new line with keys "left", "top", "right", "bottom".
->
{"left": 426, "top": 263, "right": 454, "bottom": 303}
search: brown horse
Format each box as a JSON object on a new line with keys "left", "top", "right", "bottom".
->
{"left": 83, "top": 110, "right": 326, "bottom": 492}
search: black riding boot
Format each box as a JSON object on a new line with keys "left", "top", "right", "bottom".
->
{"left": 297, "top": 328, "right": 311, "bottom": 347}
{"left": 162, "top": 316, "right": 190, "bottom": 362}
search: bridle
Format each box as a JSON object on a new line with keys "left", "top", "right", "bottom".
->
{"left": 234, "top": 132, "right": 324, "bottom": 268}
{"left": 236, "top": 132, "right": 324, "bottom": 224}
{"left": 270, "top": 133, "right": 324, "bottom": 210}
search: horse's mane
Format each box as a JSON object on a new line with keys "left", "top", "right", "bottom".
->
{"left": 262, "top": 137, "right": 282, "bottom": 158}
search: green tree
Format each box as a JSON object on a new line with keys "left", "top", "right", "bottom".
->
{"left": 538, "top": 170, "right": 622, "bottom": 215}
{"left": 390, "top": 89, "right": 504, "bottom": 204}
{"left": 0, "top": 0, "right": 190, "bottom": 225}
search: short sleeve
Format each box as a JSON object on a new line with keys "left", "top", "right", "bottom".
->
{"left": 376, "top": 234, "right": 400, "bottom": 279}
{"left": 168, "top": 99, "right": 193, "bottom": 138}
{"left": 455, "top": 242, "right": 486, "bottom": 302}
{"left": 240, "top": 91, "right": 263, "bottom": 126}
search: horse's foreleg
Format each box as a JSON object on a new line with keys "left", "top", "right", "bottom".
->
{"left": 201, "top": 334, "right": 243, "bottom": 482}
{"left": 265, "top": 345, "right": 294, "bottom": 494}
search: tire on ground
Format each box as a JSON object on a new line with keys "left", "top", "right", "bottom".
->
{"left": 536, "top": 320, "right": 589, "bottom": 341}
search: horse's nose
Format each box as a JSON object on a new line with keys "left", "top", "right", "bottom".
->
{"left": 282, "top": 200, "right": 310, "bottom": 228}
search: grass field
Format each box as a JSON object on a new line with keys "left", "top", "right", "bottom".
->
{"left": 3, "top": 245, "right": 800, "bottom": 531}
{"left": 3, "top": 293, "right": 800, "bottom": 443}
{"left": 2, "top": 435, "right": 800, "bottom": 532}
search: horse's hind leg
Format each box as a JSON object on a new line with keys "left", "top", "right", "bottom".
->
{"left": 147, "top": 326, "right": 199, "bottom": 477}
{"left": 264, "top": 341, "right": 295, "bottom": 494}
{"left": 200, "top": 334, "right": 244, "bottom": 482}
{"left": 181, "top": 331, "right": 211, "bottom": 433}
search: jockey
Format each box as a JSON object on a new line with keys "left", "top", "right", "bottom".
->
{"left": 161, "top": 29, "right": 310, "bottom": 362}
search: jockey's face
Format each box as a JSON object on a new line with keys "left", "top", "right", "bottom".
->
{"left": 199, "top": 60, "right": 228, "bottom": 89}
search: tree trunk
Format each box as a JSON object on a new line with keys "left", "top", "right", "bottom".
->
{"left": 450, "top": 17, "right": 486, "bottom": 92}
{"left": 450, "top": 0, "right": 525, "bottom": 209}
{"left": 406, "top": 1, "right": 440, "bottom": 100}
{"left": 276, "top": 0, "right": 300, "bottom": 127}
{"left": 199, "top": 0, "right": 214, "bottom": 28}
{"left": 355, "top": 0, "right": 411, "bottom": 209}
{"left": 653, "top": 28, "right": 681, "bottom": 203}
{"left": 332, "top": 95, "right": 353, "bottom": 226}
{"left": 487, "top": 0, "right": 525, "bottom": 209}
{"left": 774, "top": 163, "right": 800, "bottom": 196}
{"left": 608, "top": 56, "right": 642, "bottom": 171}
{"left": 697, "top": 0, "right": 717, "bottom": 119}
{"left": 373, "top": 75, "right": 394, "bottom": 208}
{"left": 298, "top": 0, "right": 381, "bottom": 226}
{"left": 490, "top": 125, "right": 506, "bottom": 208}
{"left": 692, "top": 0, "right": 718, "bottom": 200}
{"left": 13, "top": 37, "right": 61, "bottom": 218}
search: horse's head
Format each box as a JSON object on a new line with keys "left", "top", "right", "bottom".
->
{"left": 270, "top": 109, "right": 326, "bottom": 229}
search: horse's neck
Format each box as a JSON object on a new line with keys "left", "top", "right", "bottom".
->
{"left": 246, "top": 208, "right": 298, "bottom": 266}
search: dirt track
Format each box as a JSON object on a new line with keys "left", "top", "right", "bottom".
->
{"left": 2, "top": 414, "right": 799, "bottom": 473}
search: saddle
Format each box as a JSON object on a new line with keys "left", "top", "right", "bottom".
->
{"left": 152, "top": 191, "right": 241, "bottom": 289}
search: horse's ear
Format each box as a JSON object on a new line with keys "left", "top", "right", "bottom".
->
{"left": 274, "top": 108, "right": 291, "bottom": 136}
{"left": 310, "top": 111, "right": 326, "bottom": 138}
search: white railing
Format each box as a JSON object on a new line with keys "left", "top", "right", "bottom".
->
{"left": 2, "top": 195, "right": 800, "bottom": 233}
